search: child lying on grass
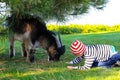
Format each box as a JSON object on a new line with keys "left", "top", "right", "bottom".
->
{"left": 67, "top": 40, "right": 120, "bottom": 70}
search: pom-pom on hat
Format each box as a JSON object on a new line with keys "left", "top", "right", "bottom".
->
{"left": 70, "top": 40, "right": 86, "bottom": 56}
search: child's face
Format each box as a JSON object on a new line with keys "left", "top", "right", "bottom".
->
{"left": 75, "top": 53, "right": 83, "bottom": 57}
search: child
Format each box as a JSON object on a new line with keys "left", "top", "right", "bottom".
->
{"left": 67, "top": 40, "right": 120, "bottom": 70}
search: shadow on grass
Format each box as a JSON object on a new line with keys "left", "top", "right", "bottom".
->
{"left": 0, "top": 52, "right": 120, "bottom": 80}
{"left": 0, "top": 65, "right": 120, "bottom": 80}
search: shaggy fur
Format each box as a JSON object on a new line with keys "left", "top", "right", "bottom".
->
{"left": 7, "top": 14, "right": 65, "bottom": 62}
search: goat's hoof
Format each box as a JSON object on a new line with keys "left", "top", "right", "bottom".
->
{"left": 23, "top": 53, "right": 27, "bottom": 57}
{"left": 26, "top": 59, "right": 30, "bottom": 63}
{"left": 9, "top": 54, "right": 14, "bottom": 58}
{"left": 30, "top": 56, "right": 34, "bottom": 63}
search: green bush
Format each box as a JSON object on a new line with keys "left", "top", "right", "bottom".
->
{"left": 1, "top": 24, "right": 120, "bottom": 35}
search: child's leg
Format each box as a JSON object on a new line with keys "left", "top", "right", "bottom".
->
{"left": 97, "top": 54, "right": 120, "bottom": 68}
{"left": 92, "top": 61, "right": 98, "bottom": 67}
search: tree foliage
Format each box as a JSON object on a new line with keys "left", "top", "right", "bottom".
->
{"left": 0, "top": 0, "right": 108, "bottom": 21}
{"left": 0, "top": 0, "right": 108, "bottom": 41}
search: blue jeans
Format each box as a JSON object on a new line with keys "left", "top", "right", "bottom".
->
{"left": 92, "top": 53, "right": 120, "bottom": 68}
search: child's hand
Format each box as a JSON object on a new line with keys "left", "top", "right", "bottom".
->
{"left": 66, "top": 62, "right": 70, "bottom": 64}
{"left": 67, "top": 66, "right": 75, "bottom": 70}
{"left": 66, "top": 62, "right": 73, "bottom": 64}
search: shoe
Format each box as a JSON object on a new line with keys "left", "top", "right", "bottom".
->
{"left": 112, "top": 60, "right": 120, "bottom": 67}
{"left": 116, "top": 60, "right": 120, "bottom": 66}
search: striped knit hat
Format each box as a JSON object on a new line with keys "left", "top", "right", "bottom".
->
{"left": 70, "top": 40, "right": 86, "bottom": 56}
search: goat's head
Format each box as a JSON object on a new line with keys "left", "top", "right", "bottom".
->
{"left": 47, "top": 32, "right": 65, "bottom": 61}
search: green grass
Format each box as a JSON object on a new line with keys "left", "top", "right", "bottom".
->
{"left": 0, "top": 31, "right": 120, "bottom": 80}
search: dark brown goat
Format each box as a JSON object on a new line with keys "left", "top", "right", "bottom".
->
{"left": 7, "top": 14, "right": 65, "bottom": 62}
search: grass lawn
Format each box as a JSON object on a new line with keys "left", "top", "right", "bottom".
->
{"left": 0, "top": 31, "right": 120, "bottom": 80}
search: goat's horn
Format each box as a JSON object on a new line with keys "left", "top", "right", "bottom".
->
{"left": 58, "top": 32, "right": 62, "bottom": 46}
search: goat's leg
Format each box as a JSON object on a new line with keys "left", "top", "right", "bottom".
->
{"left": 29, "top": 49, "right": 35, "bottom": 62}
{"left": 9, "top": 38, "right": 15, "bottom": 58}
{"left": 24, "top": 42, "right": 35, "bottom": 62}
{"left": 24, "top": 43, "right": 30, "bottom": 62}
{"left": 21, "top": 43, "right": 27, "bottom": 57}
{"left": 28, "top": 45, "right": 36, "bottom": 62}
{"left": 25, "top": 48, "right": 35, "bottom": 62}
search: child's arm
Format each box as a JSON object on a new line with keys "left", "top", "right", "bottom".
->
{"left": 67, "top": 55, "right": 95, "bottom": 70}
{"left": 66, "top": 57, "right": 83, "bottom": 64}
